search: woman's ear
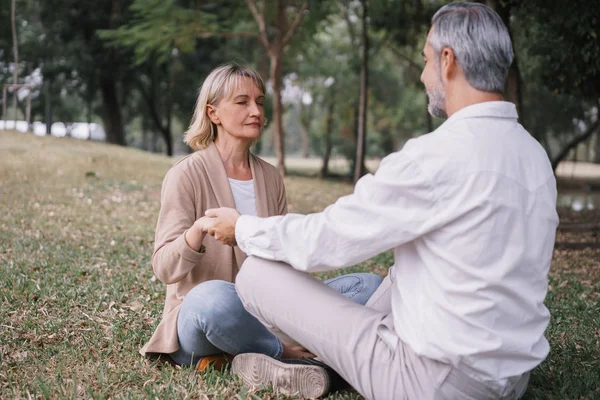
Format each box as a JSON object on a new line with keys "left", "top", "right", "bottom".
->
{"left": 206, "top": 104, "right": 220, "bottom": 125}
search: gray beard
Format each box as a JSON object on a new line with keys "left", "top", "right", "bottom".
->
{"left": 426, "top": 86, "right": 447, "bottom": 119}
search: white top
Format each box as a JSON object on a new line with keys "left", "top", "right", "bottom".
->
{"left": 235, "top": 101, "right": 558, "bottom": 385}
{"left": 228, "top": 178, "right": 257, "bottom": 217}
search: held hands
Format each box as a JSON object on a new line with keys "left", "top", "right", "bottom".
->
{"left": 202, "top": 207, "right": 241, "bottom": 246}
{"left": 185, "top": 216, "right": 216, "bottom": 252}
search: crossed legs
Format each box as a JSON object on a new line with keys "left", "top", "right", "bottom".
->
{"left": 170, "top": 271, "right": 383, "bottom": 366}
{"left": 234, "top": 257, "right": 453, "bottom": 400}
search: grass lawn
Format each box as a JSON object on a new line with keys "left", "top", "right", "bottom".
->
{"left": 1, "top": 131, "right": 598, "bottom": 399}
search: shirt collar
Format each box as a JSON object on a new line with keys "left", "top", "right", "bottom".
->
{"left": 441, "top": 101, "right": 518, "bottom": 127}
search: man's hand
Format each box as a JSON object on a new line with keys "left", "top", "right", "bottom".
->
{"left": 204, "top": 207, "right": 241, "bottom": 246}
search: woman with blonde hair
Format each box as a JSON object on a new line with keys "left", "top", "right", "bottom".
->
{"left": 140, "top": 63, "right": 383, "bottom": 371}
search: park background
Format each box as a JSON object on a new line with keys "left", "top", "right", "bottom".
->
{"left": 1, "top": 0, "right": 599, "bottom": 398}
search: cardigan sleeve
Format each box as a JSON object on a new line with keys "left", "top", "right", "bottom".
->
{"left": 276, "top": 173, "right": 288, "bottom": 215}
{"left": 151, "top": 166, "right": 205, "bottom": 284}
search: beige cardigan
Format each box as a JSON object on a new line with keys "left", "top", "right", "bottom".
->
{"left": 140, "top": 143, "right": 287, "bottom": 355}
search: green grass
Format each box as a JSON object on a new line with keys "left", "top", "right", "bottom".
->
{"left": 1, "top": 131, "right": 599, "bottom": 399}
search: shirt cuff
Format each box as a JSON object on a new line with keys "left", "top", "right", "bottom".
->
{"left": 176, "top": 230, "right": 205, "bottom": 263}
{"left": 236, "top": 215, "right": 255, "bottom": 253}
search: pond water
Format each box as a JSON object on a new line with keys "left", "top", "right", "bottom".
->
{"left": 557, "top": 190, "right": 600, "bottom": 211}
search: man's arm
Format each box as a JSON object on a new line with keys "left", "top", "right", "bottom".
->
{"left": 207, "top": 152, "right": 439, "bottom": 273}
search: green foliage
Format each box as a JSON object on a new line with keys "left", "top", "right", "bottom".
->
{"left": 507, "top": 0, "right": 600, "bottom": 161}
{"left": 370, "top": 0, "right": 432, "bottom": 47}
{"left": 98, "top": 0, "right": 221, "bottom": 65}
{"left": 5, "top": 0, "right": 600, "bottom": 164}
{"left": 513, "top": 0, "right": 600, "bottom": 100}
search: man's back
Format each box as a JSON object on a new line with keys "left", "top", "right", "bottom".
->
{"left": 391, "top": 101, "right": 559, "bottom": 383}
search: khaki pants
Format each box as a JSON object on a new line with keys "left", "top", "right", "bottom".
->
{"left": 236, "top": 257, "right": 529, "bottom": 400}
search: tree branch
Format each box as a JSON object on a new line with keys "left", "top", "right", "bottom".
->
{"left": 383, "top": 40, "right": 422, "bottom": 73}
{"left": 282, "top": 2, "right": 308, "bottom": 48}
{"left": 200, "top": 31, "right": 261, "bottom": 39}
{"left": 246, "top": 0, "right": 270, "bottom": 51}
{"left": 551, "top": 118, "right": 600, "bottom": 171}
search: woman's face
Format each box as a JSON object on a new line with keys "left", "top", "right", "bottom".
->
{"left": 208, "top": 77, "right": 266, "bottom": 142}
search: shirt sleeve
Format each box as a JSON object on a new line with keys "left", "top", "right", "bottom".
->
{"left": 235, "top": 152, "right": 439, "bottom": 272}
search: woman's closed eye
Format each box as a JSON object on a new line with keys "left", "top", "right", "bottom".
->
{"left": 236, "top": 101, "right": 264, "bottom": 107}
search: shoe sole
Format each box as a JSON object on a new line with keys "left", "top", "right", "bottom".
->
{"left": 232, "top": 353, "right": 329, "bottom": 398}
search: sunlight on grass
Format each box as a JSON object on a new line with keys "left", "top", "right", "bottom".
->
{"left": 1, "top": 131, "right": 598, "bottom": 399}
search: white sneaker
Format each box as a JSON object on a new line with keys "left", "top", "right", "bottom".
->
{"left": 232, "top": 353, "right": 330, "bottom": 398}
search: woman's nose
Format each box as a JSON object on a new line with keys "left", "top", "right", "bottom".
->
{"left": 249, "top": 102, "right": 261, "bottom": 116}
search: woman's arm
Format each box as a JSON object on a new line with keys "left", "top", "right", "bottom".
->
{"left": 151, "top": 167, "right": 206, "bottom": 284}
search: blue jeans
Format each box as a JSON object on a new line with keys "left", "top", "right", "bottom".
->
{"left": 170, "top": 273, "right": 383, "bottom": 366}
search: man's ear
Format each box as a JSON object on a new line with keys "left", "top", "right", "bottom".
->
{"left": 206, "top": 104, "right": 220, "bottom": 125}
{"left": 440, "top": 47, "right": 457, "bottom": 81}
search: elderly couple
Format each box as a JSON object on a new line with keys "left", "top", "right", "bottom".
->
{"left": 139, "top": 3, "right": 558, "bottom": 399}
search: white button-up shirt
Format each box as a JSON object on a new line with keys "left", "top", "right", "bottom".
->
{"left": 236, "top": 101, "right": 559, "bottom": 383}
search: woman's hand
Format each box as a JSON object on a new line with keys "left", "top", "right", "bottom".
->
{"left": 184, "top": 216, "right": 216, "bottom": 252}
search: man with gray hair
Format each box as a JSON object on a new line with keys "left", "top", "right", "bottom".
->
{"left": 204, "top": 2, "right": 558, "bottom": 399}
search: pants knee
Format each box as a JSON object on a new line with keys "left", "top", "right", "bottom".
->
{"left": 181, "top": 280, "right": 243, "bottom": 324}
{"left": 185, "top": 279, "right": 235, "bottom": 302}
{"left": 236, "top": 256, "right": 265, "bottom": 298}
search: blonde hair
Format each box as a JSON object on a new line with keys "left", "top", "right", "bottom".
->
{"left": 184, "top": 63, "right": 266, "bottom": 150}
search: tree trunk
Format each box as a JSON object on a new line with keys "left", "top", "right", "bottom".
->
{"left": 44, "top": 82, "right": 52, "bottom": 135}
{"left": 486, "top": 0, "right": 524, "bottom": 123}
{"left": 255, "top": 50, "right": 270, "bottom": 155}
{"left": 163, "top": 62, "right": 174, "bottom": 156}
{"left": 504, "top": 59, "right": 524, "bottom": 122}
{"left": 87, "top": 94, "right": 93, "bottom": 140}
{"left": 270, "top": 51, "right": 286, "bottom": 174}
{"left": 11, "top": 0, "right": 19, "bottom": 123}
{"left": 354, "top": 0, "right": 369, "bottom": 183}
{"left": 246, "top": 0, "right": 308, "bottom": 171}
{"left": 300, "top": 102, "right": 310, "bottom": 158}
{"left": 162, "top": 65, "right": 174, "bottom": 156}
{"left": 160, "top": 125, "right": 173, "bottom": 156}
{"left": 141, "top": 90, "right": 173, "bottom": 155}
{"left": 301, "top": 123, "right": 309, "bottom": 158}
{"left": 320, "top": 94, "right": 335, "bottom": 179}
{"left": 142, "top": 117, "right": 149, "bottom": 151}
{"left": 98, "top": 0, "right": 126, "bottom": 146}
{"left": 152, "top": 129, "right": 159, "bottom": 153}
{"left": 596, "top": 129, "right": 600, "bottom": 163}
{"left": 86, "top": 76, "right": 95, "bottom": 140}
{"left": 99, "top": 76, "right": 126, "bottom": 146}
{"left": 138, "top": 64, "right": 174, "bottom": 156}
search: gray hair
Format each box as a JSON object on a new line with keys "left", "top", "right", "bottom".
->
{"left": 429, "top": 2, "right": 514, "bottom": 93}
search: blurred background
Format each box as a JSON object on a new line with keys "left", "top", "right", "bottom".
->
{"left": 1, "top": 0, "right": 599, "bottom": 197}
